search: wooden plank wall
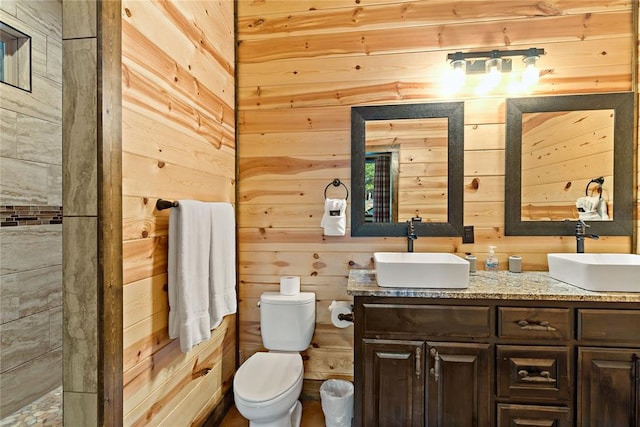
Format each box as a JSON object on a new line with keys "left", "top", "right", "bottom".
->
{"left": 121, "top": 1, "right": 236, "bottom": 425}
{"left": 520, "top": 109, "right": 615, "bottom": 220}
{"left": 366, "top": 117, "right": 449, "bottom": 222}
{"left": 236, "top": 0, "right": 637, "bottom": 383}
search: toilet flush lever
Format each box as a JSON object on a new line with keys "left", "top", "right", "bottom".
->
{"left": 256, "top": 301, "right": 261, "bottom": 307}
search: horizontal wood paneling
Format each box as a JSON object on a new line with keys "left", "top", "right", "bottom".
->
{"left": 237, "top": 0, "right": 636, "bottom": 384}
{"left": 122, "top": 0, "right": 235, "bottom": 424}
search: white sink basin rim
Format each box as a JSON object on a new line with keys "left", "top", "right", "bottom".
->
{"left": 374, "top": 252, "right": 469, "bottom": 289}
{"left": 547, "top": 253, "right": 640, "bottom": 292}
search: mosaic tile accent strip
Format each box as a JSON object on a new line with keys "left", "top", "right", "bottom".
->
{"left": 0, "top": 206, "right": 63, "bottom": 227}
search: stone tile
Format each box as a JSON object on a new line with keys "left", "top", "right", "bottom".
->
{"left": 0, "top": 347, "right": 61, "bottom": 416}
{"left": 0, "top": 0, "right": 17, "bottom": 16}
{"left": 16, "top": 114, "right": 62, "bottom": 165}
{"left": 63, "top": 38, "right": 97, "bottom": 216}
{"left": 48, "top": 164, "right": 62, "bottom": 206}
{"left": 63, "top": 392, "right": 97, "bottom": 427}
{"left": 63, "top": 0, "right": 96, "bottom": 39}
{"left": 0, "top": 265, "right": 62, "bottom": 324}
{"left": 0, "top": 310, "right": 50, "bottom": 371}
{"left": 49, "top": 305, "right": 62, "bottom": 350}
{"left": 47, "top": 32, "right": 63, "bottom": 84}
{"left": 0, "top": 8, "right": 48, "bottom": 83}
{"left": 16, "top": 0, "right": 62, "bottom": 39}
{"left": 0, "top": 157, "right": 49, "bottom": 206}
{"left": 0, "top": 224, "right": 62, "bottom": 275}
{"left": 0, "top": 108, "right": 17, "bottom": 158}
{"left": 63, "top": 217, "right": 98, "bottom": 393}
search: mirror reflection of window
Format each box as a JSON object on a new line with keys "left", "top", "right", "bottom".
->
{"left": 364, "top": 117, "right": 448, "bottom": 224}
{"left": 365, "top": 152, "right": 398, "bottom": 222}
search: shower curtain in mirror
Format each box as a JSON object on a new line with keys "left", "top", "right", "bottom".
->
{"left": 373, "top": 156, "right": 391, "bottom": 222}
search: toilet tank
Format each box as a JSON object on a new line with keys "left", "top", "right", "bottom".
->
{"left": 260, "top": 292, "right": 316, "bottom": 351}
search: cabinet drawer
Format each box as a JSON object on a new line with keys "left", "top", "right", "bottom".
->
{"left": 497, "top": 345, "right": 571, "bottom": 401}
{"left": 578, "top": 309, "right": 640, "bottom": 342}
{"left": 497, "top": 404, "right": 571, "bottom": 427}
{"left": 498, "top": 307, "right": 572, "bottom": 340}
{"left": 362, "top": 304, "right": 491, "bottom": 338}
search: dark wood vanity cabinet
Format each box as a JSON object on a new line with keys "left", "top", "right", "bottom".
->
{"left": 353, "top": 297, "right": 640, "bottom": 427}
{"left": 362, "top": 339, "right": 425, "bottom": 427}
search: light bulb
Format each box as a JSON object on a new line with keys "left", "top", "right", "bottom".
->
{"left": 522, "top": 55, "right": 540, "bottom": 86}
{"left": 448, "top": 59, "right": 466, "bottom": 93}
{"left": 476, "top": 57, "right": 502, "bottom": 95}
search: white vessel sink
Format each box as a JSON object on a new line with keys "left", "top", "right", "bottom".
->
{"left": 374, "top": 252, "right": 469, "bottom": 288}
{"left": 547, "top": 253, "right": 640, "bottom": 292}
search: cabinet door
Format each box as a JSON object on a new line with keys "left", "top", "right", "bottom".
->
{"left": 426, "top": 342, "right": 491, "bottom": 427}
{"left": 362, "top": 339, "right": 425, "bottom": 427}
{"left": 578, "top": 347, "right": 640, "bottom": 427}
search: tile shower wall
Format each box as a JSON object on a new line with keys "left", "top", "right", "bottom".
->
{"left": 0, "top": 0, "right": 63, "bottom": 418}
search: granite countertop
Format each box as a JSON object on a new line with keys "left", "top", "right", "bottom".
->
{"left": 347, "top": 269, "right": 640, "bottom": 302}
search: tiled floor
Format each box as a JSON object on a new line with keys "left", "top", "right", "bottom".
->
{"left": 0, "top": 386, "right": 62, "bottom": 427}
{"left": 219, "top": 400, "right": 326, "bottom": 426}
{"left": 0, "top": 389, "right": 324, "bottom": 427}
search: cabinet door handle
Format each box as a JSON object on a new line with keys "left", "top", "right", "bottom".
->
{"left": 517, "top": 319, "right": 556, "bottom": 332}
{"left": 518, "top": 369, "right": 556, "bottom": 383}
{"left": 429, "top": 348, "right": 440, "bottom": 382}
{"left": 415, "top": 347, "right": 421, "bottom": 379}
{"left": 632, "top": 353, "right": 639, "bottom": 423}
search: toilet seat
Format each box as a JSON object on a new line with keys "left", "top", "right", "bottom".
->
{"left": 234, "top": 352, "right": 303, "bottom": 405}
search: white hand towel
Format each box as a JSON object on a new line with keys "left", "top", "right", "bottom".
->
{"left": 168, "top": 200, "right": 213, "bottom": 352}
{"left": 208, "top": 203, "right": 237, "bottom": 329}
{"left": 576, "top": 196, "right": 609, "bottom": 220}
{"left": 321, "top": 198, "right": 347, "bottom": 236}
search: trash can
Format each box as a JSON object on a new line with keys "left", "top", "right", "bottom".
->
{"left": 320, "top": 379, "right": 354, "bottom": 427}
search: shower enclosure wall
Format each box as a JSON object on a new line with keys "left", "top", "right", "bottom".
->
{"left": 0, "top": 0, "right": 63, "bottom": 418}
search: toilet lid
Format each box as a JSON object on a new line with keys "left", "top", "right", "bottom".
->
{"left": 234, "top": 352, "right": 303, "bottom": 403}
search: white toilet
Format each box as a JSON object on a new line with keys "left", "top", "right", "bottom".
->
{"left": 233, "top": 292, "right": 316, "bottom": 427}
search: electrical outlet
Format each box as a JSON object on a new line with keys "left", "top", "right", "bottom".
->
{"left": 462, "top": 225, "right": 475, "bottom": 244}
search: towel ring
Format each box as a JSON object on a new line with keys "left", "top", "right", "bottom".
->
{"left": 585, "top": 177, "right": 604, "bottom": 198}
{"left": 324, "top": 178, "right": 349, "bottom": 200}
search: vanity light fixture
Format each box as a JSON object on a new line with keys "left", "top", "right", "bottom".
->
{"left": 446, "top": 48, "right": 545, "bottom": 94}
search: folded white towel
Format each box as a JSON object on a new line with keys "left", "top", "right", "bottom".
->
{"left": 576, "top": 196, "right": 609, "bottom": 220}
{"left": 208, "top": 203, "right": 237, "bottom": 329}
{"left": 168, "top": 200, "right": 213, "bottom": 352}
{"left": 321, "top": 198, "right": 347, "bottom": 236}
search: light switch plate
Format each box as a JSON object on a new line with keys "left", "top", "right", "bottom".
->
{"left": 463, "top": 225, "right": 475, "bottom": 244}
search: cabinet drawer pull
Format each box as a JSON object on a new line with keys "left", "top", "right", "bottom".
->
{"left": 415, "top": 347, "right": 421, "bottom": 379}
{"left": 429, "top": 348, "right": 440, "bottom": 382}
{"left": 518, "top": 369, "right": 556, "bottom": 383}
{"left": 517, "top": 319, "right": 557, "bottom": 332}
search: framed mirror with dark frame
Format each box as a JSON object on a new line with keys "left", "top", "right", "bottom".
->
{"left": 504, "top": 92, "right": 634, "bottom": 236}
{"left": 351, "top": 102, "right": 465, "bottom": 237}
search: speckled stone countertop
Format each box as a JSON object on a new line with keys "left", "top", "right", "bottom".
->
{"left": 347, "top": 269, "right": 640, "bottom": 302}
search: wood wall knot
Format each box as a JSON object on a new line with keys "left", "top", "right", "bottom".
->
{"left": 469, "top": 178, "right": 480, "bottom": 191}
{"left": 191, "top": 367, "right": 211, "bottom": 379}
{"left": 157, "top": 161, "right": 165, "bottom": 168}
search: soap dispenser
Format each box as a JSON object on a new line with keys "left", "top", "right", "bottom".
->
{"left": 485, "top": 245, "right": 499, "bottom": 271}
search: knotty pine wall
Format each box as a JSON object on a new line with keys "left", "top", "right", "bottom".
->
{"left": 121, "top": 1, "right": 235, "bottom": 425}
{"left": 236, "top": 0, "right": 637, "bottom": 384}
{"left": 520, "top": 109, "right": 615, "bottom": 220}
